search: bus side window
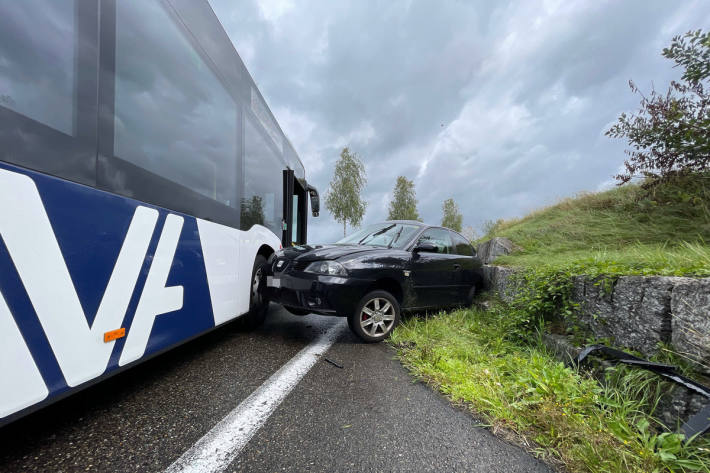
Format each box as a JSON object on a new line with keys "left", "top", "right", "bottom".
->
{"left": 111, "top": 0, "right": 238, "bottom": 210}
{"left": 242, "top": 115, "right": 283, "bottom": 236}
{"left": 0, "top": 0, "right": 99, "bottom": 186}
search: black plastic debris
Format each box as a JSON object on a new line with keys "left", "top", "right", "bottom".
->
{"left": 576, "top": 344, "right": 710, "bottom": 441}
{"left": 324, "top": 357, "right": 344, "bottom": 369}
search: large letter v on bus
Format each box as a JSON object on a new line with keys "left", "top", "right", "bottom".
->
{"left": 0, "top": 168, "right": 158, "bottom": 387}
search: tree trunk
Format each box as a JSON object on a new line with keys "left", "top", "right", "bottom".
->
{"left": 343, "top": 221, "right": 346, "bottom": 237}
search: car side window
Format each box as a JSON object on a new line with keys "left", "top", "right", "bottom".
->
{"left": 450, "top": 231, "right": 474, "bottom": 256}
{"left": 416, "top": 228, "right": 453, "bottom": 254}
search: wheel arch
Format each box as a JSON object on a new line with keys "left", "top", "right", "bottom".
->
{"left": 256, "top": 244, "right": 276, "bottom": 261}
{"left": 366, "top": 277, "right": 404, "bottom": 305}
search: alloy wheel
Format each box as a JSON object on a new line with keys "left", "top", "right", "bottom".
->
{"left": 360, "top": 297, "right": 396, "bottom": 337}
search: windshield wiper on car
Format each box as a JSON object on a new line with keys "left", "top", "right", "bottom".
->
{"left": 359, "top": 223, "right": 396, "bottom": 245}
{"left": 387, "top": 226, "right": 404, "bottom": 248}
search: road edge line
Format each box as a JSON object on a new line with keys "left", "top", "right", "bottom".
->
{"left": 164, "top": 320, "right": 346, "bottom": 473}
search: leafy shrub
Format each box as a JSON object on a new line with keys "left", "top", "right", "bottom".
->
{"left": 607, "top": 30, "right": 710, "bottom": 184}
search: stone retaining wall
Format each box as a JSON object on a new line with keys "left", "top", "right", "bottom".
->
{"left": 482, "top": 265, "right": 710, "bottom": 374}
{"left": 483, "top": 265, "right": 710, "bottom": 426}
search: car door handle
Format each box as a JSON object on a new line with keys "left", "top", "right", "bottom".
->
{"left": 453, "top": 264, "right": 461, "bottom": 270}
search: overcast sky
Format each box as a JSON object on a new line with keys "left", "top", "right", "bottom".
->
{"left": 209, "top": 0, "right": 710, "bottom": 243}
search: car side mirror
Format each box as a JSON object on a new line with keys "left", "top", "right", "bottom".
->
{"left": 306, "top": 184, "right": 320, "bottom": 217}
{"left": 413, "top": 242, "right": 438, "bottom": 253}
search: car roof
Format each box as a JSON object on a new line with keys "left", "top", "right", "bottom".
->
{"left": 379, "top": 220, "right": 468, "bottom": 238}
{"left": 381, "top": 220, "right": 427, "bottom": 226}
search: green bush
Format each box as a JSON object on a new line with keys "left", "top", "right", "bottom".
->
{"left": 607, "top": 30, "right": 710, "bottom": 184}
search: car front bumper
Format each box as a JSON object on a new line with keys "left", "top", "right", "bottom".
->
{"left": 265, "top": 270, "right": 372, "bottom": 317}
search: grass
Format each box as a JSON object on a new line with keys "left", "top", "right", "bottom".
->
{"left": 479, "top": 173, "right": 710, "bottom": 276}
{"left": 390, "top": 305, "right": 710, "bottom": 472}
{"left": 394, "top": 174, "right": 710, "bottom": 469}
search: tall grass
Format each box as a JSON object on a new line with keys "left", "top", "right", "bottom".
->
{"left": 480, "top": 173, "right": 710, "bottom": 276}
{"left": 391, "top": 306, "right": 710, "bottom": 472}
{"left": 413, "top": 174, "right": 710, "bottom": 470}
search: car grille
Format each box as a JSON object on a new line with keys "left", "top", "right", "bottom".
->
{"left": 272, "top": 258, "right": 290, "bottom": 273}
{"left": 292, "top": 260, "right": 310, "bottom": 271}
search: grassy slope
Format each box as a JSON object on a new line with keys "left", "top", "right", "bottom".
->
{"left": 389, "top": 174, "right": 710, "bottom": 472}
{"left": 480, "top": 174, "right": 710, "bottom": 276}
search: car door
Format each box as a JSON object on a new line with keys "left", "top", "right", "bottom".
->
{"left": 409, "top": 228, "right": 459, "bottom": 308}
{"left": 448, "top": 230, "right": 476, "bottom": 302}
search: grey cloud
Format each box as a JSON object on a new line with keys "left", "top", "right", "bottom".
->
{"left": 210, "top": 0, "right": 710, "bottom": 244}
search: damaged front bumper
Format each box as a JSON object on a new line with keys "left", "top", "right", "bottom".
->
{"left": 264, "top": 265, "right": 371, "bottom": 317}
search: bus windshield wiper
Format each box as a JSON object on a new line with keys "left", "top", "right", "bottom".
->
{"left": 359, "top": 224, "right": 395, "bottom": 245}
{"left": 387, "top": 226, "right": 404, "bottom": 248}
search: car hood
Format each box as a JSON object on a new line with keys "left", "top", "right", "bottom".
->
{"left": 280, "top": 244, "right": 383, "bottom": 262}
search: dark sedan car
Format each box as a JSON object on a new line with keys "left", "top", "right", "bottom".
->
{"left": 265, "top": 221, "right": 484, "bottom": 342}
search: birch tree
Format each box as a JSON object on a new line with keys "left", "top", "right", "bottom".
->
{"left": 325, "top": 147, "right": 367, "bottom": 236}
{"left": 441, "top": 198, "right": 462, "bottom": 232}
{"left": 387, "top": 176, "right": 420, "bottom": 221}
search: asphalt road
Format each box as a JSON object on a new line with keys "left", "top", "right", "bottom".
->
{"left": 0, "top": 306, "right": 551, "bottom": 473}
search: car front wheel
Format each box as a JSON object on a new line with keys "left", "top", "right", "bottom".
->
{"left": 348, "top": 290, "right": 400, "bottom": 343}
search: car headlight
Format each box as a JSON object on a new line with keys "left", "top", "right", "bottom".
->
{"left": 304, "top": 260, "right": 348, "bottom": 276}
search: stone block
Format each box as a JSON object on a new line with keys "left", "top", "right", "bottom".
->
{"left": 476, "top": 237, "right": 516, "bottom": 264}
{"left": 671, "top": 278, "right": 710, "bottom": 375}
{"left": 574, "top": 276, "right": 681, "bottom": 357}
{"left": 481, "top": 265, "right": 521, "bottom": 303}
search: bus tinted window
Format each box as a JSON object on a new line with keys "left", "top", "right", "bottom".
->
{"left": 243, "top": 116, "right": 283, "bottom": 235}
{"left": 114, "top": 0, "right": 238, "bottom": 208}
{"left": 0, "top": 0, "right": 75, "bottom": 135}
{"left": 284, "top": 141, "right": 305, "bottom": 180}
{"left": 0, "top": 0, "right": 98, "bottom": 186}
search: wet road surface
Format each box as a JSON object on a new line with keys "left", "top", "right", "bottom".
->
{"left": 0, "top": 306, "right": 551, "bottom": 472}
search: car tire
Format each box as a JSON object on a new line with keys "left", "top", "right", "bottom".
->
{"left": 348, "top": 290, "right": 401, "bottom": 343}
{"left": 236, "top": 254, "right": 269, "bottom": 330}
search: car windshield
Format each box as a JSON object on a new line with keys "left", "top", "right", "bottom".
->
{"left": 335, "top": 223, "right": 421, "bottom": 249}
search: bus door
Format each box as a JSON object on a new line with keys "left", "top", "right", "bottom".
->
{"left": 283, "top": 169, "right": 319, "bottom": 247}
{"left": 282, "top": 169, "right": 307, "bottom": 246}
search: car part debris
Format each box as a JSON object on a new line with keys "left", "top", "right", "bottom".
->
{"left": 324, "top": 357, "right": 344, "bottom": 369}
{"left": 576, "top": 344, "right": 710, "bottom": 441}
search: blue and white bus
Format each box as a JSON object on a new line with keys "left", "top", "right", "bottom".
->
{"left": 0, "top": 0, "right": 319, "bottom": 426}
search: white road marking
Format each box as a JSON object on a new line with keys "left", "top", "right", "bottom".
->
{"left": 164, "top": 320, "right": 346, "bottom": 473}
